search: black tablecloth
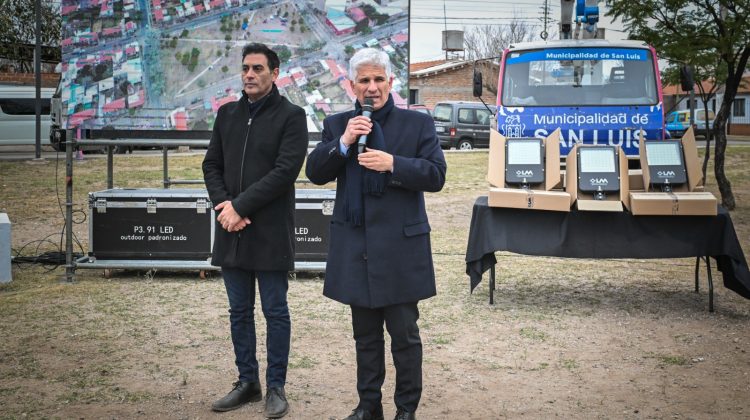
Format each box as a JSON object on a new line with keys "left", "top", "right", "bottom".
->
{"left": 465, "top": 196, "right": 750, "bottom": 299}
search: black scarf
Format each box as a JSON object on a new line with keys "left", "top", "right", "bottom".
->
{"left": 343, "top": 95, "right": 393, "bottom": 226}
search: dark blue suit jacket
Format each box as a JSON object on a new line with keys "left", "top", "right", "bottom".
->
{"left": 305, "top": 102, "right": 446, "bottom": 308}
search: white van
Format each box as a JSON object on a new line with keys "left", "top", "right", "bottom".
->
{"left": 0, "top": 84, "right": 54, "bottom": 146}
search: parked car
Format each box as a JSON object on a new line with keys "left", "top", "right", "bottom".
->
{"left": 408, "top": 103, "right": 431, "bottom": 116}
{"left": 665, "top": 109, "right": 715, "bottom": 138}
{"left": 0, "top": 84, "right": 54, "bottom": 146}
{"left": 432, "top": 101, "right": 492, "bottom": 150}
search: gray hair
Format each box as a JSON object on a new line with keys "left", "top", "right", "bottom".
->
{"left": 348, "top": 48, "right": 392, "bottom": 81}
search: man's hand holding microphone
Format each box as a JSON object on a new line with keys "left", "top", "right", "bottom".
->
{"left": 341, "top": 98, "right": 393, "bottom": 173}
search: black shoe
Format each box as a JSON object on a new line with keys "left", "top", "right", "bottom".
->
{"left": 344, "top": 406, "right": 385, "bottom": 420}
{"left": 211, "top": 381, "right": 262, "bottom": 412}
{"left": 394, "top": 409, "right": 415, "bottom": 420}
{"left": 264, "top": 386, "right": 289, "bottom": 418}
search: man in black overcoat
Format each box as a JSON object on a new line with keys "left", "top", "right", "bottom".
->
{"left": 305, "top": 48, "right": 447, "bottom": 420}
{"left": 202, "top": 43, "right": 307, "bottom": 418}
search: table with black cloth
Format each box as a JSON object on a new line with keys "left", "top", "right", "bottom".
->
{"left": 465, "top": 196, "right": 750, "bottom": 311}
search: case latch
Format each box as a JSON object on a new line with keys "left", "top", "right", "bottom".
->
{"left": 196, "top": 198, "right": 207, "bottom": 214}
{"left": 95, "top": 198, "right": 107, "bottom": 213}
{"left": 322, "top": 200, "right": 334, "bottom": 216}
{"left": 146, "top": 198, "right": 157, "bottom": 214}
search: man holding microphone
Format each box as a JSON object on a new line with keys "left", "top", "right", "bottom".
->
{"left": 306, "top": 48, "right": 446, "bottom": 420}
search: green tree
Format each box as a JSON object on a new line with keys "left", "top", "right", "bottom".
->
{"left": 345, "top": 45, "right": 355, "bottom": 56}
{"left": 221, "top": 65, "right": 228, "bottom": 73}
{"left": 192, "top": 119, "right": 209, "bottom": 130}
{"left": 607, "top": 0, "right": 750, "bottom": 209}
{"left": 355, "top": 20, "right": 372, "bottom": 35}
{"left": 225, "top": 34, "right": 232, "bottom": 41}
{"left": 143, "top": 29, "right": 165, "bottom": 97}
{"left": 360, "top": 4, "right": 388, "bottom": 25}
{"left": 661, "top": 62, "right": 723, "bottom": 181}
{"left": 277, "top": 45, "right": 292, "bottom": 63}
{"left": 181, "top": 29, "right": 189, "bottom": 38}
{"left": 0, "top": 0, "right": 61, "bottom": 72}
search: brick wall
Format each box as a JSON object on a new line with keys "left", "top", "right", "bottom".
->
{"left": 0, "top": 72, "right": 60, "bottom": 88}
{"left": 409, "top": 65, "right": 479, "bottom": 110}
{"left": 728, "top": 123, "right": 750, "bottom": 135}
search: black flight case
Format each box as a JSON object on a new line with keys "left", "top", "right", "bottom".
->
{"left": 80, "top": 188, "right": 215, "bottom": 271}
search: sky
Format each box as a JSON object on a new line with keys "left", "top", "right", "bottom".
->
{"left": 408, "top": 0, "right": 629, "bottom": 63}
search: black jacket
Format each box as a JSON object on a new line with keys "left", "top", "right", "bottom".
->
{"left": 305, "top": 98, "right": 446, "bottom": 308}
{"left": 203, "top": 85, "right": 308, "bottom": 271}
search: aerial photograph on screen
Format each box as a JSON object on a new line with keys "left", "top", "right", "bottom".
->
{"left": 59, "top": 0, "right": 409, "bottom": 131}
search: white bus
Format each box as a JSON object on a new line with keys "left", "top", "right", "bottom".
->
{"left": 0, "top": 84, "right": 55, "bottom": 146}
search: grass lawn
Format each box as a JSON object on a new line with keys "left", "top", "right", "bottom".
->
{"left": 0, "top": 148, "right": 748, "bottom": 419}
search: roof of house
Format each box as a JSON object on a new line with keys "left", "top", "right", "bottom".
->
{"left": 173, "top": 111, "right": 188, "bottom": 130}
{"left": 349, "top": 7, "right": 367, "bottom": 23}
{"left": 391, "top": 33, "right": 408, "bottom": 45}
{"left": 410, "top": 60, "right": 471, "bottom": 78}
{"left": 409, "top": 60, "right": 447, "bottom": 73}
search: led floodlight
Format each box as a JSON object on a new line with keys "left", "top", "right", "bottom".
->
{"left": 577, "top": 146, "right": 619, "bottom": 200}
{"left": 644, "top": 140, "right": 687, "bottom": 192}
{"left": 505, "top": 138, "right": 545, "bottom": 187}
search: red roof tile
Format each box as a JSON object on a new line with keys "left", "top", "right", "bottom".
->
{"left": 409, "top": 59, "right": 447, "bottom": 73}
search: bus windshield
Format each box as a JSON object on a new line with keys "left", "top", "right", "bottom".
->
{"left": 501, "top": 47, "right": 658, "bottom": 107}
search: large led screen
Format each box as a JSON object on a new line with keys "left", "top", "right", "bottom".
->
{"left": 59, "top": 0, "right": 409, "bottom": 131}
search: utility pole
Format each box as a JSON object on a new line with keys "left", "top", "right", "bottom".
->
{"left": 443, "top": 0, "right": 448, "bottom": 60}
{"left": 539, "top": 0, "right": 550, "bottom": 40}
{"left": 34, "top": 0, "right": 42, "bottom": 160}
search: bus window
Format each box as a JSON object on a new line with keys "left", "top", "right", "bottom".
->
{"left": 501, "top": 47, "right": 658, "bottom": 107}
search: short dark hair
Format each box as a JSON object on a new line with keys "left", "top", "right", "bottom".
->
{"left": 241, "top": 43, "right": 280, "bottom": 71}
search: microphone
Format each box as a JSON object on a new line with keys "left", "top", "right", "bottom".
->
{"left": 357, "top": 98, "right": 374, "bottom": 154}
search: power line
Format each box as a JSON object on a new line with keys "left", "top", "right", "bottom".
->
{"left": 412, "top": 16, "right": 540, "bottom": 21}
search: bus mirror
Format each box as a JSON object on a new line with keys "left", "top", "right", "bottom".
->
{"left": 473, "top": 69, "right": 483, "bottom": 98}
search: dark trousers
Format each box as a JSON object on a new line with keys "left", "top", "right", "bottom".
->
{"left": 222, "top": 268, "right": 290, "bottom": 387}
{"left": 351, "top": 302, "right": 422, "bottom": 413}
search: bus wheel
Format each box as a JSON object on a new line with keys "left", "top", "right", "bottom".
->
{"left": 457, "top": 139, "right": 474, "bottom": 150}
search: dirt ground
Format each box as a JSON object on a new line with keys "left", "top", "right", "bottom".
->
{"left": 0, "top": 151, "right": 749, "bottom": 419}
